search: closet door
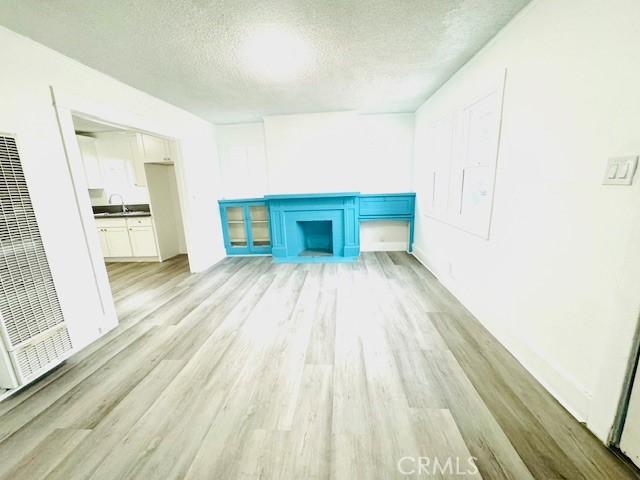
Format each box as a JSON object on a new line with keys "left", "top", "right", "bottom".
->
{"left": 621, "top": 373, "right": 640, "bottom": 467}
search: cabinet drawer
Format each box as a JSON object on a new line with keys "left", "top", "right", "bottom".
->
{"left": 359, "top": 196, "right": 414, "bottom": 217}
{"left": 126, "top": 216, "right": 153, "bottom": 227}
{"left": 95, "top": 217, "right": 127, "bottom": 228}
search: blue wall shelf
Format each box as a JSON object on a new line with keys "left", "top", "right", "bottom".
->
{"left": 218, "top": 192, "right": 415, "bottom": 263}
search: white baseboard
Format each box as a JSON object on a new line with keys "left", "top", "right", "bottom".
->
{"left": 412, "top": 246, "right": 445, "bottom": 279}
{"left": 507, "top": 334, "right": 591, "bottom": 421}
{"left": 410, "top": 248, "right": 591, "bottom": 423}
{"left": 105, "top": 256, "right": 159, "bottom": 263}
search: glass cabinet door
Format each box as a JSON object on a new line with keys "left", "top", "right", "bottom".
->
{"left": 225, "top": 206, "right": 248, "bottom": 247}
{"left": 249, "top": 205, "right": 270, "bottom": 248}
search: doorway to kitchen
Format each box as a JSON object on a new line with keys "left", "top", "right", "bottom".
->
{"left": 71, "top": 115, "right": 188, "bottom": 292}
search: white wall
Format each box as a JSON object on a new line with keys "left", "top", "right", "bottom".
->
{"left": 145, "top": 163, "right": 186, "bottom": 259}
{"left": 412, "top": 0, "right": 640, "bottom": 442}
{"left": 216, "top": 112, "right": 414, "bottom": 198}
{"left": 216, "top": 122, "right": 268, "bottom": 198}
{"left": 217, "top": 112, "right": 415, "bottom": 251}
{"left": 264, "top": 111, "right": 361, "bottom": 194}
{"left": 0, "top": 26, "right": 224, "bottom": 352}
{"left": 359, "top": 113, "right": 415, "bottom": 193}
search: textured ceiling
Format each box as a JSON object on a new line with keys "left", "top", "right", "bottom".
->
{"left": 1, "top": 0, "right": 530, "bottom": 124}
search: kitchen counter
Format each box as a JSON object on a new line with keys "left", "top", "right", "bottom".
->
{"left": 93, "top": 212, "right": 151, "bottom": 218}
{"left": 92, "top": 203, "right": 151, "bottom": 219}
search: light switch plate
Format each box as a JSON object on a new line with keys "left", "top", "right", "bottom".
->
{"left": 603, "top": 156, "right": 638, "bottom": 185}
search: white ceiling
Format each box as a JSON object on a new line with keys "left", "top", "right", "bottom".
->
{"left": 0, "top": 0, "right": 530, "bottom": 124}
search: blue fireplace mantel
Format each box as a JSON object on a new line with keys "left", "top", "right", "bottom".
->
{"left": 218, "top": 192, "right": 415, "bottom": 263}
{"left": 268, "top": 192, "right": 360, "bottom": 263}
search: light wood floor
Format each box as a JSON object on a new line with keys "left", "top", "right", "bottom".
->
{"left": 0, "top": 253, "right": 637, "bottom": 479}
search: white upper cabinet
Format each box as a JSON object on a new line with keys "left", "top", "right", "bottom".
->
{"left": 130, "top": 133, "right": 172, "bottom": 187}
{"left": 86, "top": 132, "right": 172, "bottom": 188}
{"left": 76, "top": 135, "right": 103, "bottom": 189}
{"left": 129, "top": 135, "right": 147, "bottom": 187}
{"left": 137, "top": 133, "right": 172, "bottom": 164}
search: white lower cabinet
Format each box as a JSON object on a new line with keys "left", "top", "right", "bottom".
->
{"left": 129, "top": 226, "right": 157, "bottom": 257}
{"left": 95, "top": 216, "right": 158, "bottom": 259}
{"left": 97, "top": 227, "right": 110, "bottom": 256}
{"left": 103, "top": 227, "right": 133, "bottom": 257}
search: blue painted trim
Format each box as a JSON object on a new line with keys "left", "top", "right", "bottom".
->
{"left": 265, "top": 192, "right": 359, "bottom": 200}
{"left": 219, "top": 197, "right": 266, "bottom": 204}
{"left": 358, "top": 215, "right": 413, "bottom": 221}
{"left": 243, "top": 204, "right": 253, "bottom": 253}
{"left": 359, "top": 192, "right": 416, "bottom": 198}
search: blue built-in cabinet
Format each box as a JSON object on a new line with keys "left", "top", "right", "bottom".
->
{"left": 218, "top": 199, "right": 272, "bottom": 255}
{"left": 218, "top": 192, "right": 415, "bottom": 262}
{"left": 358, "top": 193, "right": 416, "bottom": 252}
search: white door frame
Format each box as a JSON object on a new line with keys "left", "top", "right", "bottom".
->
{"left": 612, "top": 318, "right": 640, "bottom": 446}
{"left": 49, "top": 86, "right": 192, "bottom": 338}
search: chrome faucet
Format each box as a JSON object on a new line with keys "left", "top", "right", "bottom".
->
{"left": 108, "top": 193, "right": 128, "bottom": 214}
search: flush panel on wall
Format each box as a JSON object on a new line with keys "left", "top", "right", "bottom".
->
{"left": 452, "top": 86, "right": 504, "bottom": 238}
{"left": 421, "top": 116, "right": 455, "bottom": 220}
{"left": 419, "top": 70, "right": 505, "bottom": 239}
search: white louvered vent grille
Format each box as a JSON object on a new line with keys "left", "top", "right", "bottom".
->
{"left": 13, "top": 325, "right": 72, "bottom": 381}
{"left": 0, "top": 135, "right": 66, "bottom": 349}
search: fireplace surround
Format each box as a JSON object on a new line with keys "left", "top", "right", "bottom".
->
{"left": 266, "top": 192, "right": 360, "bottom": 263}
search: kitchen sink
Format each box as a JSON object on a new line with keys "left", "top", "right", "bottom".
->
{"left": 94, "top": 211, "right": 149, "bottom": 217}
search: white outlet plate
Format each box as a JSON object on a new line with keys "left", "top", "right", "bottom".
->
{"left": 603, "top": 156, "right": 638, "bottom": 186}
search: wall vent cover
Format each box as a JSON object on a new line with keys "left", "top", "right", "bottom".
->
{"left": 0, "top": 135, "right": 71, "bottom": 385}
{"left": 12, "top": 325, "right": 73, "bottom": 382}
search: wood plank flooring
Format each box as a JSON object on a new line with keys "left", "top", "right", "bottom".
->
{"left": 0, "top": 253, "right": 637, "bottom": 479}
